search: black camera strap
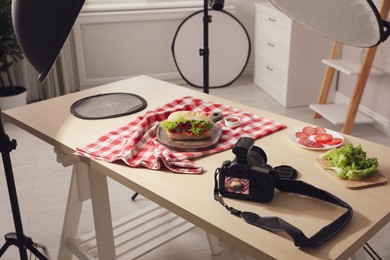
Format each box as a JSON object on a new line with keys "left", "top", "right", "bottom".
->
{"left": 214, "top": 168, "right": 353, "bottom": 247}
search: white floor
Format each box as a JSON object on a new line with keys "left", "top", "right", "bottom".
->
{"left": 1, "top": 76, "right": 389, "bottom": 259}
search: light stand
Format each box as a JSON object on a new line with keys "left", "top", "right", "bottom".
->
{"left": 201, "top": 0, "right": 211, "bottom": 94}
{"left": 201, "top": 0, "right": 224, "bottom": 94}
{"left": 0, "top": 112, "right": 48, "bottom": 260}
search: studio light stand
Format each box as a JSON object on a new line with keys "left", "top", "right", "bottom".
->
{"left": 201, "top": 0, "right": 224, "bottom": 94}
{"left": 0, "top": 111, "right": 48, "bottom": 260}
{"left": 201, "top": 0, "right": 211, "bottom": 94}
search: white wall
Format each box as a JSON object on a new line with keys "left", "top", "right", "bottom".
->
{"left": 74, "top": 0, "right": 257, "bottom": 88}
{"left": 226, "top": 0, "right": 261, "bottom": 69}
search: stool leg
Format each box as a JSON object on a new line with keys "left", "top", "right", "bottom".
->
{"left": 313, "top": 41, "right": 342, "bottom": 118}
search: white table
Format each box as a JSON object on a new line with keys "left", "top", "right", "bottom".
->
{"left": 3, "top": 76, "right": 390, "bottom": 259}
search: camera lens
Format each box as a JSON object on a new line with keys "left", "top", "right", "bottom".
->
{"left": 247, "top": 146, "right": 267, "bottom": 167}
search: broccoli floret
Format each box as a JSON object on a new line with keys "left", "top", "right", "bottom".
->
{"left": 320, "top": 144, "right": 378, "bottom": 180}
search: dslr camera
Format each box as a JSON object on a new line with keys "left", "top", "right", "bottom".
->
{"left": 217, "top": 137, "right": 278, "bottom": 202}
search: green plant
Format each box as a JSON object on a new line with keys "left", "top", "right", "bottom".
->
{"left": 0, "top": 0, "right": 24, "bottom": 94}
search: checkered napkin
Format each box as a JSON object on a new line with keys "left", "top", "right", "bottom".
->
{"left": 75, "top": 96, "right": 286, "bottom": 174}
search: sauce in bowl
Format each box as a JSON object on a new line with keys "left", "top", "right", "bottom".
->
{"left": 224, "top": 116, "right": 241, "bottom": 128}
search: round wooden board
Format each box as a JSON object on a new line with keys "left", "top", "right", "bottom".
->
{"left": 156, "top": 125, "right": 222, "bottom": 152}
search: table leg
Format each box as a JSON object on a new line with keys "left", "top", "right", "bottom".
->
{"left": 57, "top": 163, "right": 89, "bottom": 260}
{"left": 206, "top": 233, "right": 224, "bottom": 255}
{"left": 88, "top": 167, "right": 116, "bottom": 259}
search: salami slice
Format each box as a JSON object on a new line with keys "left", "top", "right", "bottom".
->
{"left": 295, "top": 131, "right": 309, "bottom": 139}
{"left": 298, "top": 138, "right": 324, "bottom": 148}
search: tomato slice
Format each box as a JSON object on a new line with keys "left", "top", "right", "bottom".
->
{"left": 302, "top": 126, "right": 316, "bottom": 135}
{"left": 314, "top": 133, "right": 333, "bottom": 144}
{"left": 326, "top": 138, "right": 343, "bottom": 146}
{"left": 295, "top": 131, "right": 309, "bottom": 139}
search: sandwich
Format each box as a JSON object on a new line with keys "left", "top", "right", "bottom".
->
{"left": 160, "top": 111, "right": 214, "bottom": 140}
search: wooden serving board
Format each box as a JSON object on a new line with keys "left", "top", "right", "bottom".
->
{"left": 156, "top": 125, "right": 222, "bottom": 152}
{"left": 316, "top": 158, "right": 387, "bottom": 189}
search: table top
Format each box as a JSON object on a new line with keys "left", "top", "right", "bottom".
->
{"left": 3, "top": 76, "right": 390, "bottom": 259}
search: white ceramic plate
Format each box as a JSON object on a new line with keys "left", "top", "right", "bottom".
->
{"left": 288, "top": 127, "right": 344, "bottom": 150}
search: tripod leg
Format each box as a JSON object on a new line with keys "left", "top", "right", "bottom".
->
{"left": 131, "top": 192, "right": 139, "bottom": 200}
{"left": 26, "top": 241, "right": 48, "bottom": 260}
{"left": 0, "top": 241, "right": 11, "bottom": 257}
{"left": 0, "top": 113, "right": 48, "bottom": 260}
{"left": 0, "top": 233, "right": 48, "bottom": 260}
{"left": 35, "top": 242, "right": 48, "bottom": 250}
{"left": 18, "top": 245, "right": 28, "bottom": 260}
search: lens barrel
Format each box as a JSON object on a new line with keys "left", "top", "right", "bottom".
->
{"left": 247, "top": 146, "right": 267, "bottom": 167}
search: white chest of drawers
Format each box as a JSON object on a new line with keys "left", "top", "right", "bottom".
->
{"left": 254, "top": 2, "right": 332, "bottom": 107}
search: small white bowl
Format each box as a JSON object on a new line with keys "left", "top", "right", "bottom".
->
{"left": 224, "top": 116, "right": 241, "bottom": 128}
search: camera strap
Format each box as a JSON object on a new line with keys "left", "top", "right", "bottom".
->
{"left": 214, "top": 168, "right": 353, "bottom": 247}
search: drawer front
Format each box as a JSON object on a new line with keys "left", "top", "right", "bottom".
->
{"left": 255, "top": 4, "right": 292, "bottom": 41}
{"left": 254, "top": 53, "right": 288, "bottom": 105}
{"left": 255, "top": 3, "right": 292, "bottom": 71}
{"left": 255, "top": 31, "right": 290, "bottom": 69}
{"left": 255, "top": 53, "right": 288, "bottom": 82}
{"left": 254, "top": 72, "right": 287, "bottom": 106}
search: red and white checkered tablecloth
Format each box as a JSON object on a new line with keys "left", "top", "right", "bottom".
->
{"left": 75, "top": 96, "right": 286, "bottom": 174}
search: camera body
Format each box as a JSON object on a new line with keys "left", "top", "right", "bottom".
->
{"left": 218, "top": 137, "right": 278, "bottom": 202}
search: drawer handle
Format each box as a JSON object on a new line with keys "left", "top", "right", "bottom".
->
{"left": 266, "top": 66, "right": 274, "bottom": 71}
{"left": 267, "top": 42, "right": 275, "bottom": 47}
{"left": 268, "top": 17, "right": 276, "bottom": 22}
